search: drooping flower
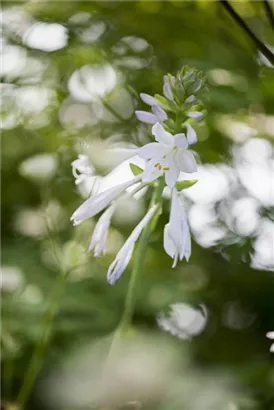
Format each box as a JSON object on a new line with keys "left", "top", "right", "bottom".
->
{"left": 107, "top": 204, "right": 158, "bottom": 284}
{"left": 88, "top": 203, "right": 116, "bottom": 257}
{"left": 72, "top": 154, "right": 93, "bottom": 185}
{"left": 163, "top": 188, "right": 191, "bottom": 267}
{"left": 71, "top": 175, "right": 142, "bottom": 226}
{"left": 266, "top": 331, "right": 274, "bottom": 353}
{"left": 138, "top": 122, "right": 197, "bottom": 188}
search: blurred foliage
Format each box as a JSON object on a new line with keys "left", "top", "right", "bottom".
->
{"left": 1, "top": 1, "right": 274, "bottom": 410}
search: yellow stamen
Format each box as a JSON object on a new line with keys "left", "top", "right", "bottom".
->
{"left": 163, "top": 167, "right": 170, "bottom": 171}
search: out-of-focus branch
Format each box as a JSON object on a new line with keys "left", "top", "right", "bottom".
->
{"left": 219, "top": 0, "right": 274, "bottom": 65}
{"left": 263, "top": 0, "right": 274, "bottom": 30}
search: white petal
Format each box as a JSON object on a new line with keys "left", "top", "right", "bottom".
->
{"left": 107, "top": 205, "right": 158, "bottom": 284}
{"left": 137, "top": 142, "right": 168, "bottom": 160}
{"left": 152, "top": 122, "right": 173, "bottom": 145}
{"left": 176, "top": 150, "right": 197, "bottom": 173}
{"left": 164, "top": 160, "right": 180, "bottom": 188}
{"left": 135, "top": 110, "right": 158, "bottom": 124}
{"left": 88, "top": 204, "right": 115, "bottom": 256}
{"left": 187, "top": 111, "right": 203, "bottom": 120}
{"left": 266, "top": 331, "right": 274, "bottom": 339}
{"left": 140, "top": 93, "right": 159, "bottom": 106}
{"left": 181, "top": 214, "right": 191, "bottom": 261}
{"left": 270, "top": 343, "right": 274, "bottom": 353}
{"left": 71, "top": 175, "right": 141, "bottom": 225}
{"left": 186, "top": 124, "right": 197, "bottom": 145}
{"left": 174, "top": 133, "right": 188, "bottom": 150}
{"left": 152, "top": 104, "right": 168, "bottom": 122}
{"left": 142, "top": 159, "right": 163, "bottom": 183}
{"left": 164, "top": 224, "right": 175, "bottom": 252}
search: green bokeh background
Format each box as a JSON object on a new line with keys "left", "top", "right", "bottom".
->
{"left": 1, "top": 1, "right": 274, "bottom": 409}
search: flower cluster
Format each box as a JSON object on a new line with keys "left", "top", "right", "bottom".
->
{"left": 71, "top": 66, "right": 206, "bottom": 284}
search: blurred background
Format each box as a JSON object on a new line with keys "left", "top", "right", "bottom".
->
{"left": 1, "top": 1, "right": 274, "bottom": 409}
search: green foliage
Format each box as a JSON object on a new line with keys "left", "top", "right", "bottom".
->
{"left": 1, "top": 1, "right": 274, "bottom": 409}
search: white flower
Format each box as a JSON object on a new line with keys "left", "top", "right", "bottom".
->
{"left": 266, "top": 331, "right": 274, "bottom": 353}
{"left": 71, "top": 175, "right": 142, "bottom": 226}
{"left": 138, "top": 122, "right": 197, "bottom": 189}
{"left": 157, "top": 303, "right": 207, "bottom": 339}
{"left": 107, "top": 204, "right": 158, "bottom": 285}
{"left": 164, "top": 188, "right": 191, "bottom": 267}
{"left": 72, "top": 154, "right": 93, "bottom": 185}
{"left": 88, "top": 203, "right": 116, "bottom": 257}
{"left": 135, "top": 93, "right": 168, "bottom": 124}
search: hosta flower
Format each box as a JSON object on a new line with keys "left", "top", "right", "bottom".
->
{"left": 107, "top": 205, "right": 158, "bottom": 284}
{"left": 138, "top": 122, "right": 197, "bottom": 188}
{"left": 135, "top": 93, "right": 168, "bottom": 124}
{"left": 88, "top": 203, "right": 116, "bottom": 257}
{"left": 72, "top": 154, "right": 93, "bottom": 185}
{"left": 164, "top": 188, "right": 191, "bottom": 267}
{"left": 71, "top": 175, "right": 142, "bottom": 225}
{"left": 266, "top": 331, "right": 274, "bottom": 353}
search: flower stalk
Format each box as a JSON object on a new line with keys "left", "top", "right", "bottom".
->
{"left": 107, "top": 180, "right": 164, "bottom": 357}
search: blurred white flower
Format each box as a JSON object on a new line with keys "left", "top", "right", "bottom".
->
{"left": 157, "top": 303, "right": 207, "bottom": 339}
{"left": 266, "top": 331, "right": 274, "bottom": 353}
{"left": 0, "top": 266, "right": 23, "bottom": 293}
{"left": 19, "top": 153, "right": 57, "bottom": 182}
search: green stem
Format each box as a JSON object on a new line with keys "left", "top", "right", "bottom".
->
{"left": 219, "top": 0, "right": 274, "bottom": 65}
{"left": 108, "top": 181, "right": 164, "bottom": 357}
{"left": 16, "top": 271, "right": 68, "bottom": 408}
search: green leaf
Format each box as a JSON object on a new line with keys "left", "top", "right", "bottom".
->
{"left": 129, "top": 163, "right": 143, "bottom": 176}
{"left": 176, "top": 179, "right": 198, "bottom": 191}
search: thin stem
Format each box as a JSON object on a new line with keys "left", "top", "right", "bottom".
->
{"left": 107, "top": 181, "right": 164, "bottom": 358}
{"left": 263, "top": 0, "right": 274, "bottom": 29}
{"left": 219, "top": 0, "right": 274, "bottom": 65}
{"left": 16, "top": 270, "right": 68, "bottom": 408}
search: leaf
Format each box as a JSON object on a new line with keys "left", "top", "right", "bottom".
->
{"left": 129, "top": 163, "right": 143, "bottom": 176}
{"left": 176, "top": 179, "right": 198, "bottom": 191}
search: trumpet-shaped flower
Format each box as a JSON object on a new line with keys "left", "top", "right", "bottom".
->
{"left": 88, "top": 203, "right": 116, "bottom": 257}
{"left": 72, "top": 154, "right": 93, "bottom": 185}
{"left": 266, "top": 331, "right": 274, "bottom": 353}
{"left": 107, "top": 205, "right": 158, "bottom": 284}
{"left": 164, "top": 189, "right": 191, "bottom": 267}
{"left": 138, "top": 122, "right": 197, "bottom": 188}
{"left": 71, "top": 175, "right": 142, "bottom": 226}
